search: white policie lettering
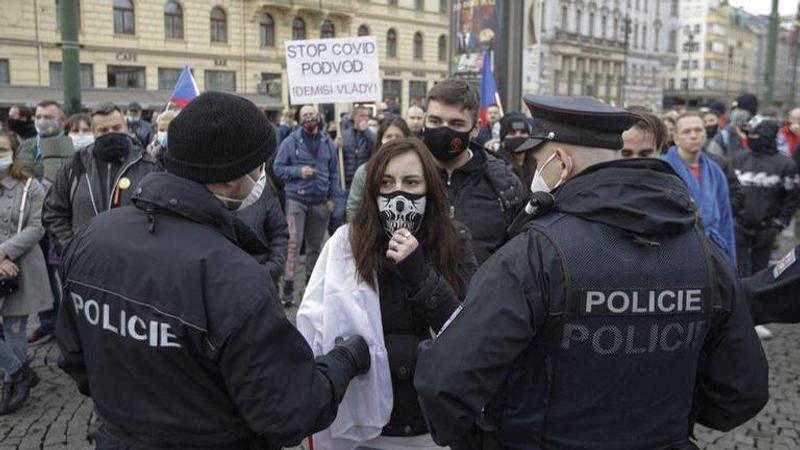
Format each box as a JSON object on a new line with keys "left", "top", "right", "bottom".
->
{"left": 70, "top": 292, "right": 182, "bottom": 348}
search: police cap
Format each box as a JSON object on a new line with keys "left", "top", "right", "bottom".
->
{"left": 517, "top": 95, "right": 641, "bottom": 152}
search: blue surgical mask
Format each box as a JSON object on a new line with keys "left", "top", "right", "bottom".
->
{"left": 0, "top": 155, "right": 13, "bottom": 173}
{"left": 35, "top": 119, "right": 61, "bottom": 138}
{"left": 70, "top": 134, "right": 94, "bottom": 150}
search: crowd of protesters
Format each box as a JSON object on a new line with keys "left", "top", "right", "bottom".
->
{"left": 0, "top": 80, "right": 798, "bottom": 450}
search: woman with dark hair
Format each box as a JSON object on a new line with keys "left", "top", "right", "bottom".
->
{"left": 346, "top": 117, "right": 413, "bottom": 218}
{"left": 0, "top": 132, "right": 53, "bottom": 414}
{"left": 65, "top": 113, "right": 93, "bottom": 150}
{"left": 298, "top": 138, "right": 476, "bottom": 450}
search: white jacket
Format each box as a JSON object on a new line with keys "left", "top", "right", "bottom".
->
{"left": 296, "top": 225, "right": 393, "bottom": 450}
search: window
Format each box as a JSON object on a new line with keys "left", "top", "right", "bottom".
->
{"left": 671, "top": 0, "right": 678, "bottom": 17}
{"left": 642, "top": 25, "right": 647, "bottom": 49}
{"left": 107, "top": 65, "right": 145, "bottom": 89}
{"left": 413, "top": 32, "right": 424, "bottom": 60}
{"left": 693, "top": 24, "right": 701, "bottom": 34}
{"left": 158, "top": 68, "right": 182, "bottom": 90}
{"left": 260, "top": 13, "right": 275, "bottom": 47}
{"left": 389, "top": 0, "right": 398, "bottom": 6}
{"left": 383, "top": 79, "right": 402, "bottom": 105}
{"left": 613, "top": 18, "right": 619, "bottom": 40}
{"left": 259, "top": 73, "right": 281, "bottom": 98}
{"left": 387, "top": 29, "right": 397, "bottom": 58}
{"left": 292, "top": 17, "right": 306, "bottom": 40}
{"left": 210, "top": 7, "right": 227, "bottom": 43}
{"left": 601, "top": 15, "right": 607, "bottom": 39}
{"left": 438, "top": 35, "right": 447, "bottom": 62}
{"left": 669, "top": 30, "right": 677, "bottom": 52}
{"left": 654, "top": 27, "right": 660, "bottom": 50}
{"left": 576, "top": 9, "right": 582, "bottom": 34}
{"left": 589, "top": 13, "right": 595, "bottom": 37}
{"left": 644, "top": 0, "right": 648, "bottom": 12}
{"left": 415, "top": 0, "right": 423, "bottom": 11}
{"left": 681, "top": 60, "right": 689, "bottom": 70}
{"left": 410, "top": 81, "right": 427, "bottom": 105}
{"left": 541, "top": 1, "right": 546, "bottom": 31}
{"left": 440, "top": 0, "right": 448, "bottom": 14}
{"left": 320, "top": 21, "right": 335, "bottom": 39}
{"left": 633, "top": 24, "right": 638, "bottom": 48}
{"left": 358, "top": 24, "right": 370, "bottom": 36}
{"left": 636, "top": 0, "right": 640, "bottom": 10}
{"left": 561, "top": 7, "right": 567, "bottom": 30}
{"left": 0, "top": 59, "right": 9, "bottom": 85}
{"left": 55, "top": 0, "right": 81, "bottom": 31}
{"left": 49, "top": 62, "right": 93, "bottom": 88}
{"left": 691, "top": 60, "right": 699, "bottom": 70}
{"left": 164, "top": 1, "right": 183, "bottom": 39}
{"left": 113, "top": 0, "right": 134, "bottom": 35}
{"left": 669, "top": 78, "right": 675, "bottom": 90}
{"left": 205, "top": 70, "right": 236, "bottom": 91}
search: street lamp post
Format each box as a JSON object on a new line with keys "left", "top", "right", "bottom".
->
{"left": 621, "top": 16, "right": 631, "bottom": 106}
{"left": 683, "top": 30, "right": 697, "bottom": 108}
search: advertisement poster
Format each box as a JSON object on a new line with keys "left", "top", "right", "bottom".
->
{"left": 452, "top": 0, "right": 508, "bottom": 101}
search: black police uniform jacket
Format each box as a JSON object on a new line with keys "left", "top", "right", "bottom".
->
{"left": 55, "top": 172, "right": 356, "bottom": 450}
{"left": 441, "top": 145, "right": 524, "bottom": 265}
{"left": 415, "top": 158, "right": 769, "bottom": 450}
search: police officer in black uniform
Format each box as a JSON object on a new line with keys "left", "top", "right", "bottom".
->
{"left": 55, "top": 92, "right": 370, "bottom": 450}
{"left": 414, "top": 95, "right": 769, "bottom": 450}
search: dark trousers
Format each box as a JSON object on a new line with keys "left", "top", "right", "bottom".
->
{"left": 735, "top": 225, "right": 779, "bottom": 276}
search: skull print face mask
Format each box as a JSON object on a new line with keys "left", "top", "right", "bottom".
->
{"left": 376, "top": 191, "right": 427, "bottom": 237}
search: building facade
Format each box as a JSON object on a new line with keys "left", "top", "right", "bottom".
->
{"left": 0, "top": 0, "right": 451, "bottom": 117}
{"left": 522, "top": 0, "right": 679, "bottom": 112}
{"left": 752, "top": 14, "right": 800, "bottom": 109}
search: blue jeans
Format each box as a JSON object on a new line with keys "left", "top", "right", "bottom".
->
{"left": 0, "top": 315, "right": 28, "bottom": 380}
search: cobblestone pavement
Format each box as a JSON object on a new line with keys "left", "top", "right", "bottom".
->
{"left": 1, "top": 241, "right": 797, "bottom": 449}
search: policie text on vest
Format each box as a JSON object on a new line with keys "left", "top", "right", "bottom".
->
{"left": 562, "top": 288, "right": 707, "bottom": 356}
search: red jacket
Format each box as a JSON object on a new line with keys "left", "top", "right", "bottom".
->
{"left": 779, "top": 125, "right": 799, "bottom": 157}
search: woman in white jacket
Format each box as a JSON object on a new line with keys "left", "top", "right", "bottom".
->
{"left": 298, "top": 138, "right": 477, "bottom": 450}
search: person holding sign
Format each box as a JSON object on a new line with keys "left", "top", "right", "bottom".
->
{"left": 273, "top": 105, "right": 342, "bottom": 307}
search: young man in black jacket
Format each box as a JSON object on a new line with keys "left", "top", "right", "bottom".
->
{"left": 421, "top": 79, "right": 524, "bottom": 264}
{"left": 733, "top": 117, "right": 800, "bottom": 277}
{"left": 55, "top": 92, "right": 369, "bottom": 450}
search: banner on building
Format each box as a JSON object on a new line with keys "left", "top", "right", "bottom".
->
{"left": 285, "top": 36, "right": 381, "bottom": 105}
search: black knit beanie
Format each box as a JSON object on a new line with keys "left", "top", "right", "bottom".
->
{"left": 163, "top": 92, "right": 275, "bottom": 183}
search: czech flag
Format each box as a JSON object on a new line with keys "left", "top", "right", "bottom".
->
{"left": 479, "top": 45, "right": 502, "bottom": 127}
{"left": 168, "top": 66, "right": 199, "bottom": 108}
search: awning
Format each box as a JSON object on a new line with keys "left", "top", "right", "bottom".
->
{"left": 0, "top": 85, "right": 283, "bottom": 110}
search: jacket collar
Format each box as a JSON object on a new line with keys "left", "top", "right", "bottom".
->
{"left": 132, "top": 172, "right": 237, "bottom": 242}
{"left": 0, "top": 176, "right": 20, "bottom": 191}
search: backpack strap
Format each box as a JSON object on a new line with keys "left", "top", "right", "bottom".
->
{"left": 17, "top": 178, "right": 34, "bottom": 234}
{"left": 67, "top": 150, "right": 87, "bottom": 203}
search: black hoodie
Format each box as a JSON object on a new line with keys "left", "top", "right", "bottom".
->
{"left": 732, "top": 128, "right": 800, "bottom": 230}
{"left": 416, "top": 158, "right": 768, "bottom": 449}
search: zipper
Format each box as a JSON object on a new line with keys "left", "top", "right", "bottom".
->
{"left": 107, "top": 153, "right": 143, "bottom": 209}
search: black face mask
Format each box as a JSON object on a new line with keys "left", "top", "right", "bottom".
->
{"left": 423, "top": 126, "right": 471, "bottom": 162}
{"left": 377, "top": 191, "right": 427, "bottom": 237}
{"left": 328, "top": 130, "right": 337, "bottom": 140}
{"left": 747, "top": 135, "right": 777, "bottom": 154}
{"left": 94, "top": 132, "right": 131, "bottom": 162}
{"left": 705, "top": 125, "right": 719, "bottom": 140}
{"left": 8, "top": 119, "right": 37, "bottom": 139}
{"left": 502, "top": 137, "right": 528, "bottom": 154}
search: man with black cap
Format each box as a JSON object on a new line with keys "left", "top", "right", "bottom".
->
{"left": 125, "top": 102, "right": 153, "bottom": 148}
{"left": 495, "top": 112, "right": 535, "bottom": 187}
{"left": 415, "top": 95, "right": 768, "bottom": 449}
{"left": 54, "top": 92, "right": 370, "bottom": 449}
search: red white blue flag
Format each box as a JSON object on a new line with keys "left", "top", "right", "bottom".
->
{"left": 168, "top": 66, "right": 199, "bottom": 108}
{"left": 479, "top": 46, "right": 501, "bottom": 126}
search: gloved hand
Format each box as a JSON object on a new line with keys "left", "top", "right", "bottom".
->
{"left": 331, "top": 335, "right": 371, "bottom": 376}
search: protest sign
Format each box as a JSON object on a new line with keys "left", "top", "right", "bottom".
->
{"left": 285, "top": 36, "right": 381, "bottom": 105}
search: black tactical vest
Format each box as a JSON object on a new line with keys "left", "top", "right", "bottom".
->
{"left": 492, "top": 211, "right": 721, "bottom": 450}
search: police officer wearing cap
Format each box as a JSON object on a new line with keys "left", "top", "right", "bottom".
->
{"left": 414, "top": 95, "right": 769, "bottom": 450}
{"left": 55, "top": 92, "right": 370, "bottom": 450}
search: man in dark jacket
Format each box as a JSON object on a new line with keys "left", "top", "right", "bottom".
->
{"left": 273, "top": 104, "right": 341, "bottom": 306}
{"left": 733, "top": 116, "right": 800, "bottom": 276}
{"left": 415, "top": 95, "right": 769, "bottom": 450}
{"left": 125, "top": 102, "right": 153, "bottom": 148}
{"left": 421, "top": 79, "right": 524, "bottom": 264}
{"left": 42, "top": 102, "right": 160, "bottom": 253}
{"left": 341, "top": 105, "right": 376, "bottom": 188}
{"left": 234, "top": 179, "right": 289, "bottom": 287}
{"left": 55, "top": 92, "right": 369, "bottom": 450}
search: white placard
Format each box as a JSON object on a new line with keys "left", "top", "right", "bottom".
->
{"left": 285, "top": 36, "right": 382, "bottom": 105}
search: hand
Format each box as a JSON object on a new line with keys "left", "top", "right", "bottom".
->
{"left": 300, "top": 166, "right": 316, "bottom": 179}
{"left": 333, "top": 335, "right": 371, "bottom": 376}
{"left": 334, "top": 137, "right": 343, "bottom": 149}
{"left": 386, "top": 228, "right": 419, "bottom": 263}
{"left": 326, "top": 199, "right": 335, "bottom": 212}
{"left": 790, "top": 123, "right": 800, "bottom": 134}
{"left": 0, "top": 250, "right": 6, "bottom": 261}
{"left": 0, "top": 260, "right": 19, "bottom": 277}
{"left": 484, "top": 139, "right": 500, "bottom": 152}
